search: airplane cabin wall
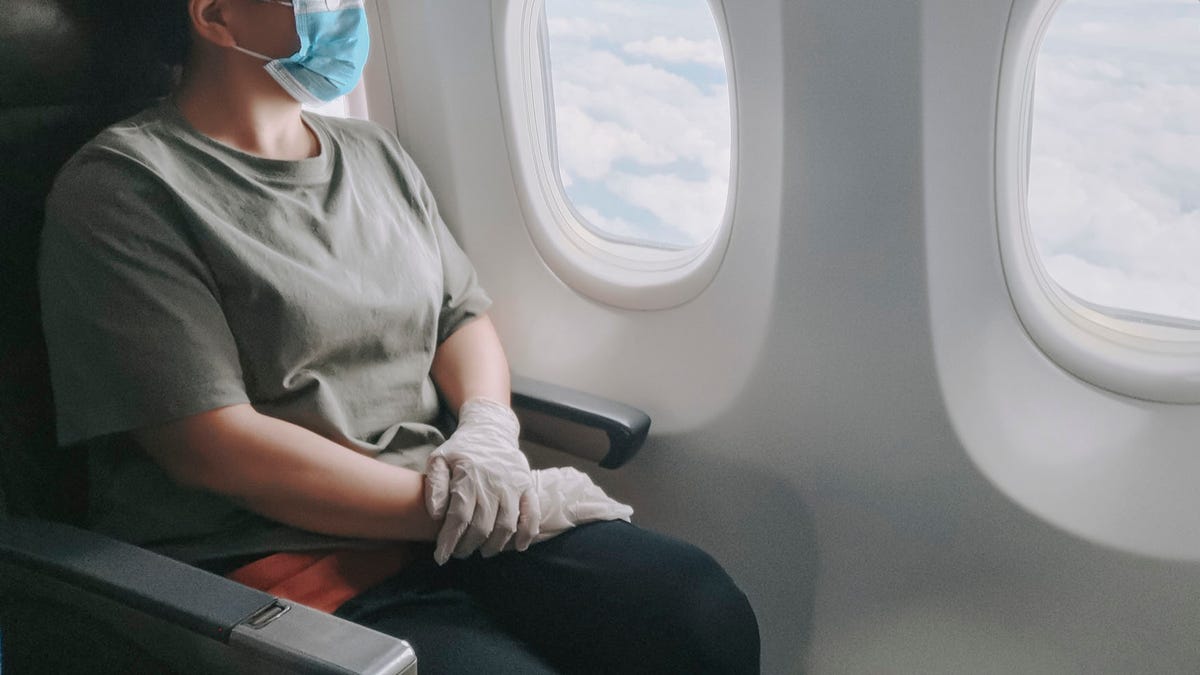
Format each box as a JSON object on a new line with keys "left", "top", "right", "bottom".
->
{"left": 364, "top": 1, "right": 1200, "bottom": 672}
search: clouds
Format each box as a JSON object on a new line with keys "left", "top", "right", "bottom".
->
{"left": 535, "top": 0, "right": 1200, "bottom": 322}
{"left": 553, "top": 103, "right": 676, "bottom": 184}
{"left": 546, "top": 17, "right": 609, "bottom": 41}
{"left": 1029, "top": 0, "right": 1200, "bottom": 322}
{"left": 544, "top": 0, "right": 731, "bottom": 248}
{"left": 623, "top": 37, "right": 725, "bottom": 67}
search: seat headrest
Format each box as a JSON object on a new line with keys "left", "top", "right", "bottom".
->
{"left": 0, "top": 0, "right": 181, "bottom": 521}
{"left": 0, "top": 0, "right": 176, "bottom": 109}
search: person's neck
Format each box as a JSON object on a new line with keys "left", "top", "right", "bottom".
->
{"left": 173, "top": 60, "right": 319, "bottom": 161}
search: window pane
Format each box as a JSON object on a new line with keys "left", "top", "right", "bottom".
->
{"left": 544, "top": 0, "right": 732, "bottom": 249}
{"left": 1029, "top": 0, "right": 1200, "bottom": 324}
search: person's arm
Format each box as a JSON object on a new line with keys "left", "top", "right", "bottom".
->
{"left": 131, "top": 404, "right": 441, "bottom": 541}
{"left": 429, "top": 313, "right": 511, "bottom": 414}
{"left": 425, "top": 313, "right": 542, "bottom": 562}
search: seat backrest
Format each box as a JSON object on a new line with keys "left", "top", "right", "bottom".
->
{"left": 0, "top": 0, "right": 176, "bottom": 521}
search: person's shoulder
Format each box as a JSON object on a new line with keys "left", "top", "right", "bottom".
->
{"left": 312, "top": 113, "right": 386, "bottom": 146}
{"left": 311, "top": 113, "right": 433, "bottom": 199}
{"left": 55, "top": 102, "right": 179, "bottom": 189}
{"left": 46, "top": 103, "right": 184, "bottom": 238}
{"left": 310, "top": 113, "right": 418, "bottom": 165}
{"left": 76, "top": 101, "right": 178, "bottom": 159}
{"left": 310, "top": 112, "right": 390, "bottom": 140}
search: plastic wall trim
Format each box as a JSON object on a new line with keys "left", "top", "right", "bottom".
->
{"left": 995, "top": 0, "right": 1200, "bottom": 404}
{"left": 490, "top": 0, "right": 740, "bottom": 311}
{"left": 925, "top": 0, "right": 1200, "bottom": 560}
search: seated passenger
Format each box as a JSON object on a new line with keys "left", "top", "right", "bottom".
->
{"left": 37, "top": 0, "right": 760, "bottom": 671}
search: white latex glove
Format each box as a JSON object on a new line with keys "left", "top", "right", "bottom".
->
{"left": 425, "top": 397, "right": 540, "bottom": 565}
{"left": 513, "top": 467, "right": 634, "bottom": 548}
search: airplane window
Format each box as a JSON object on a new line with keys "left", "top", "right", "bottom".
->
{"left": 540, "top": 0, "right": 732, "bottom": 251}
{"left": 1029, "top": 0, "right": 1200, "bottom": 327}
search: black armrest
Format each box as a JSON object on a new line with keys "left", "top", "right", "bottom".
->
{"left": 0, "top": 517, "right": 417, "bottom": 674}
{"left": 511, "top": 375, "right": 651, "bottom": 469}
{"left": 0, "top": 517, "right": 271, "bottom": 641}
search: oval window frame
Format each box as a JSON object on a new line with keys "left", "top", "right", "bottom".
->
{"left": 996, "top": 0, "right": 1200, "bottom": 404}
{"left": 492, "top": 0, "right": 739, "bottom": 310}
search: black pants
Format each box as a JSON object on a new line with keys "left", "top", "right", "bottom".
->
{"left": 332, "top": 521, "right": 761, "bottom": 674}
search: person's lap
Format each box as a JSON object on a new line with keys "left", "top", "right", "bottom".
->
{"left": 334, "top": 584, "right": 560, "bottom": 674}
{"left": 333, "top": 521, "right": 760, "bottom": 674}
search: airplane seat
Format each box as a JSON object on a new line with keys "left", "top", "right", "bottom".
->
{"left": 0, "top": 0, "right": 174, "bottom": 526}
{"left": 0, "top": 3, "right": 648, "bottom": 672}
{"left": 0, "top": 5, "right": 422, "bottom": 672}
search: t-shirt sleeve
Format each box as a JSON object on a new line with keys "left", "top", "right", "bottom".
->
{"left": 432, "top": 208, "right": 493, "bottom": 345}
{"left": 398, "top": 148, "right": 493, "bottom": 345}
{"left": 39, "top": 150, "right": 250, "bottom": 446}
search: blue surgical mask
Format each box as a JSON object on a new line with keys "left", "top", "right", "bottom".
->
{"left": 233, "top": 0, "right": 370, "bottom": 105}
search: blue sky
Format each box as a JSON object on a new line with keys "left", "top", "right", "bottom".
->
{"left": 1030, "top": 0, "right": 1200, "bottom": 322}
{"left": 543, "top": 0, "right": 731, "bottom": 249}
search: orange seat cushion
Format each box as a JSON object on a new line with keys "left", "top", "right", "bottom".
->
{"left": 227, "top": 545, "right": 417, "bottom": 613}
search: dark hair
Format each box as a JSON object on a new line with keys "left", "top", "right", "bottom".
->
{"left": 155, "top": 1, "right": 193, "bottom": 67}
{"left": 75, "top": 0, "right": 193, "bottom": 94}
{"left": 102, "top": 0, "right": 192, "bottom": 66}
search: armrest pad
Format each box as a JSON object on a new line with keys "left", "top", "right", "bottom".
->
{"left": 511, "top": 375, "right": 651, "bottom": 469}
{"left": 0, "top": 517, "right": 273, "bottom": 642}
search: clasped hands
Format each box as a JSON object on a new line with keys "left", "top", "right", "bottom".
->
{"left": 424, "top": 397, "right": 633, "bottom": 565}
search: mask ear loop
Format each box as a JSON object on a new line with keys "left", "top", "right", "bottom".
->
{"left": 231, "top": 44, "right": 275, "bottom": 61}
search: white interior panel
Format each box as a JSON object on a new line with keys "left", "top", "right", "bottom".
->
{"left": 926, "top": 0, "right": 1200, "bottom": 560}
{"left": 365, "top": 1, "right": 1200, "bottom": 672}
{"left": 368, "top": 0, "right": 783, "bottom": 433}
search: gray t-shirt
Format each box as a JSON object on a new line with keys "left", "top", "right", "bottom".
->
{"left": 38, "top": 100, "right": 492, "bottom": 563}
